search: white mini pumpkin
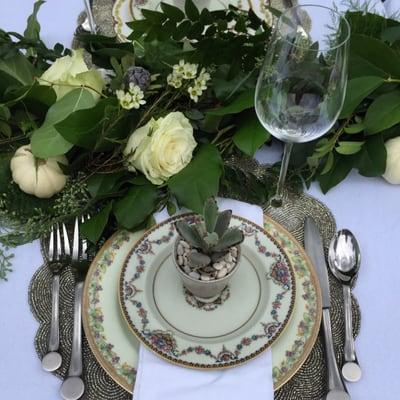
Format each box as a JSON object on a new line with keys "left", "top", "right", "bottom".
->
{"left": 383, "top": 137, "right": 400, "bottom": 185}
{"left": 10, "top": 144, "right": 68, "bottom": 198}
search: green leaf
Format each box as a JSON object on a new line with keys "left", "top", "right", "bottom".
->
{"left": 356, "top": 134, "right": 386, "bottom": 177}
{"left": 233, "top": 111, "right": 269, "bottom": 156}
{"left": 381, "top": 26, "right": 400, "bottom": 44}
{"left": 160, "top": 2, "right": 185, "bottom": 22}
{"left": 344, "top": 122, "right": 365, "bottom": 134}
{"left": 55, "top": 98, "right": 118, "bottom": 149}
{"left": 350, "top": 34, "right": 400, "bottom": 78}
{"left": 0, "top": 153, "right": 12, "bottom": 191}
{"left": 81, "top": 202, "right": 113, "bottom": 243}
{"left": 167, "top": 200, "right": 177, "bottom": 216}
{"left": 185, "top": 0, "right": 200, "bottom": 21}
{"left": 320, "top": 152, "right": 334, "bottom": 175}
{"left": 31, "top": 88, "right": 97, "bottom": 157}
{"left": 168, "top": 144, "right": 222, "bottom": 213}
{"left": 336, "top": 141, "right": 365, "bottom": 155}
{"left": 141, "top": 9, "right": 167, "bottom": 23}
{"left": 87, "top": 172, "right": 126, "bottom": 197}
{"left": 207, "top": 90, "right": 255, "bottom": 116}
{"left": 364, "top": 91, "right": 400, "bottom": 134}
{"left": 24, "top": 0, "right": 45, "bottom": 41}
{"left": 113, "top": 185, "right": 158, "bottom": 229}
{"left": 203, "top": 198, "right": 218, "bottom": 233}
{"left": 0, "top": 53, "right": 35, "bottom": 85}
{"left": 318, "top": 154, "right": 354, "bottom": 193}
{"left": 340, "top": 76, "right": 384, "bottom": 118}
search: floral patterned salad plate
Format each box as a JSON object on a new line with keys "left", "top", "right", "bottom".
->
{"left": 119, "top": 214, "right": 296, "bottom": 369}
{"left": 112, "top": 0, "right": 270, "bottom": 42}
{"left": 82, "top": 214, "right": 321, "bottom": 392}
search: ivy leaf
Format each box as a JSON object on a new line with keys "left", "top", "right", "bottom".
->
{"left": 55, "top": 98, "right": 118, "bottom": 149}
{"left": 381, "top": 26, "right": 400, "bottom": 44}
{"left": 168, "top": 144, "right": 222, "bottom": 213}
{"left": 350, "top": 34, "right": 400, "bottom": 78}
{"left": 87, "top": 172, "right": 126, "bottom": 198}
{"left": 0, "top": 53, "right": 35, "bottom": 85}
{"left": 31, "top": 88, "right": 97, "bottom": 157}
{"left": 113, "top": 185, "right": 158, "bottom": 229}
{"left": 356, "top": 134, "right": 386, "bottom": 177}
{"left": 160, "top": 2, "right": 185, "bottom": 22}
{"left": 233, "top": 111, "right": 269, "bottom": 156}
{"left": 141, "top": 9, "right": 167, "bottom": 24}
{"left": 340, "top": 76, "right": 384, "bottom": 118}
{"left": 81, "top": 202, "right": 113, "bottom": 243}
{"left": 364, "top": 91, "right": 400, "bottom": 134}
{"left": 207, "top": 90, "right": 255, "bottom": 116}
{"left": 344, "top": 122, "right": 364, "bottom": 134}
{"left": 185, "top": 0, "right": 200, "bottom": 21}
{"left": 24, "top": 0, "right": 45, "bottom": 42}
{"left": 318, "top": 154, "right": 354, "bottom": 193}
{"left": 320, "top": 152, "right": 334, "bottom": 175}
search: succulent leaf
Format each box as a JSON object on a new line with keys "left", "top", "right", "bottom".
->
{"left": 175, "top": 220, "right": 205, "bottom": 249}
{"left": 213, "top": 228, "right": 244, "bottom": 252}
{"left": 214, "top": 209, "right": 232, "bottom": 237}
{"left": 203, "top": 197, "right": 218, "bottom": 233}
{"left": 204, "top": 232, "right": 219, "bottom": 246}
{"left": 189, "top": 252, "right": 211, "bottom": 267}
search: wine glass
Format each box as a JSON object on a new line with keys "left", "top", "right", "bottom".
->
{"left": 255, "top": 4, "right": 350, "bottom": 207}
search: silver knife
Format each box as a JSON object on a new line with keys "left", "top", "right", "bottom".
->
{"left": 304, "top": 218, "right": 350, "bottom": 400}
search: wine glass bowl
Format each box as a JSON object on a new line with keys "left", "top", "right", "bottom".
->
{"left": 255, "top": 5, "right": 350, "bottom": 206}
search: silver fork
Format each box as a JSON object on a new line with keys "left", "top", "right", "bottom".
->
{"left": 42, "top": 223, "right": 70, "bottom": 372}
{"left": 60, "top": 215, "right": 91, "bottom": 400}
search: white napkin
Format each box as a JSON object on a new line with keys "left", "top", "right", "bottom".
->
{"left": 132, "top": 198, "right": 273, "bottom": 400}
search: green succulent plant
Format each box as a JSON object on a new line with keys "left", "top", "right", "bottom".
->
{"left": 175, "top": 198, "right": 244, "bottom": 269}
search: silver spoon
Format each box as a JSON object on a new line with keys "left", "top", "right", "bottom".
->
{"left": 328, "top": 229, "right": 362, "bottom": 383}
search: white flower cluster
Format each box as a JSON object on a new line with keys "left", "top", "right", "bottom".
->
{"left": 167, "top": 60, "right": 211, "bottom": 103}
{"left": 116, "top": 83, "right": 146, "bottom": 110}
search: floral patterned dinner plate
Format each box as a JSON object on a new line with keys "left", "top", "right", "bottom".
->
{"left": 118, "top": 214, "right": 296, "bottom": 369}
{"left": 82, "top": 214, "right": 321, "bottom": 392}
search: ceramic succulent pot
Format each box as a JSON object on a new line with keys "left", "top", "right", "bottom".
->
{"left": 173, "top": 239, "right": 242, "bottom": 303}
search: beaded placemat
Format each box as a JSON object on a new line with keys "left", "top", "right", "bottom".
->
{"left": 28, "top": 161, "right": 361, "bottom": 400}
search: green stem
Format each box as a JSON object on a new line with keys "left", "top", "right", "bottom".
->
{"left": 211, "top": 124, "right": 236, "bottom": 144}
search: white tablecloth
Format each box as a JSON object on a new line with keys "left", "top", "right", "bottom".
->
{"left": 0, "top": 1, "right": 399, "bottom": 399}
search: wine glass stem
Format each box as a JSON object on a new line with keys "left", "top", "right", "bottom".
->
{"left": 272, "top": 142, "right": 294, "bottom": 207}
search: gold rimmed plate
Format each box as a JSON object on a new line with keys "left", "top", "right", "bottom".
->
{"left": 118, "top": 214, "right": 296, "bottom": 369}
{"left": 82, "top": 214, "right": 321, "bottom": 392}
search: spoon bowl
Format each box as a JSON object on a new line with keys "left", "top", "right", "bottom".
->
{"left": 328, "top": 229, "right": 361, "bottom": 284}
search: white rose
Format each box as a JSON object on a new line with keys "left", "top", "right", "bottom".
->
{"left": 383, "top": 137, "right": 400, "bottom": 184}
{"left": 38, "top": 49, "right": 105, "bottom": 101}
{"left": 124, "top": 112, "right": 197, "bottom": 185}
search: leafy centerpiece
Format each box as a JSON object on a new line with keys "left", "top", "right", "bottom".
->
{"left": 0, "top": 1, "right": 400, "bottom": 280}
{"left": 174, "top": 198, "right": 244, "bottom": 301}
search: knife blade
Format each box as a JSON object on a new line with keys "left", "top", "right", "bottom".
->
{"left": 304, "top": 217, "right": 330, "bottom": 309}
{"left": 304, "top": 217, "right": 350, "bottom": 399}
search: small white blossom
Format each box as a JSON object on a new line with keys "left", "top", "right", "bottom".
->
{"left": 182, "top": 63, "right": 198, "bottom": 79}
{"left": 188, "top": 86, "right": 203, "bottom": 103}
{"left": 119, "top": 92, "right": 135, "bottom": 110}
{"left": 173, "top": 59, "right": 186, "bottom": 75}
{"left": 117, "top": 85, "right": 146, "bottom": 110}
{"left": 260, "top": 5, "right": 274, "bottom": 27}
{"left": 167, "top": 72, "right": 183, "bottom": 88}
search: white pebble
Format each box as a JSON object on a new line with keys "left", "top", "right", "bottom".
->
{"left": 213, "top": 262, "right": 224, "bottom": 271}
{"left": 226, "top": 262, "right": 234, "bottom": 272}
{"left": 200, "top": 274, "right": 211, "bottom": 281}
{"left": 178, "top": 255, "right": 184, "bottom": 265}
{"left": 230, "top": 247, "right": 238, "bottom": 257}
{"left": 189, "top": 271, "right": 200, "bottom": 280}
{"left": 224, "top": 253, "right": 233, "bottom": 263}
{"left": 217, "top": 268, "right": 228, "bottom": 279}
{"left": 184, "top": 266, "right": 191, "bottom": 274}
{"left": 180, "top": 240, "right": 190, "bottom": 248}
{"left": 177, "top": 244, "right": 184, "bottom": 256}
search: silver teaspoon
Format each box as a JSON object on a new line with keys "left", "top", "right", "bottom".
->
{"left": 328, "top": 229, "right": 362, "bottom": 383}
